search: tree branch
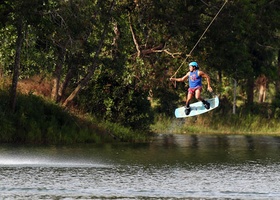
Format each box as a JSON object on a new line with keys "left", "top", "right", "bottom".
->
{"left": 128, "top": 13, "right": 141, "bottom": 57}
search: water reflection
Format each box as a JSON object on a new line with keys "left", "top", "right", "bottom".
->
{"left": 151, "top": 134, "right": 280, "bottom": 165}
{"left": 0, "top": 134, "right": 280, "bottom": 199}
{"left": 1, "top": 134, "right": 279, "bottom": 167}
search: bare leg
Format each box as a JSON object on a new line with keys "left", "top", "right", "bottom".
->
{"left": 185, "top": 92, "right": 193, "bottom": 115}
{"left": 195, "top": 89, "right": 210, "bottom": 109}
{"left": 195, "top": 89, "right": 202, "bottom": 101}
{"left": 185, "top": 92, "right": 193, "bottom": 107}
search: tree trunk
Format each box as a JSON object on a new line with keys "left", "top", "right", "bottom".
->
{"left": 276, "top": 49, "right": 280, "bottom": 94}
{"left": 10, "top": 19, "right": 24, "bottom": 112}
{"left": 233, "top": 78, "right": 237, "bottom": 114}
{"left": 62, "top": 60, "right": 98, "bottom": 107}
{"left": 51, "top": 47, "right": 65, "bottom": 102}
{"left": 246, "top": 77, "right": 254, "bottom": 105}
{"left": 256, "top": 74, "right": 267, "bottom": 103}
{"left": 258, "top": 84, "right": 266, "bottom": 103}
{"left": 58, "top": 66, "right": 74, "bottom": 102}
{"left": 62, "top": 0, "right": 116, "bottom": 107}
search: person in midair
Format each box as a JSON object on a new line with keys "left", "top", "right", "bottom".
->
{"left": 170, "top": 61, "right": 213, "bottom": 115}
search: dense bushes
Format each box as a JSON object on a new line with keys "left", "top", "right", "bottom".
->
{"left": 0, "top": 89, "right": 153, "bottom": 144}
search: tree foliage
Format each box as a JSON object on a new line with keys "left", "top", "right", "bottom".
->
{"left": 0, "top": 0, "right": 279, "bottom": 130}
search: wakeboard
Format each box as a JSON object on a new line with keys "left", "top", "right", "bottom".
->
{"left": 175, "top": 96, "right": 219, "bottom": 118}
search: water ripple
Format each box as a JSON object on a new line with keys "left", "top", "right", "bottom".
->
{"left": 1, "top": 135, "right": 280, "bottom": 199}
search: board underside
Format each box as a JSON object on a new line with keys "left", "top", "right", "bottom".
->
{"left": 175, "top": 96, "right": 219, "bottom": 118}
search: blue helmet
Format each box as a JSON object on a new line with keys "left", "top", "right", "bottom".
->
{"left": 189, "top": 61, "right": 199, "bottom": 69}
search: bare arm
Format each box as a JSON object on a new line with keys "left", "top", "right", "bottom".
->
{"left": 170, "top": 72, "right": 189, "bottom": 82}
{"left": 198, "top": 71, "right": 213, "bottom": 92}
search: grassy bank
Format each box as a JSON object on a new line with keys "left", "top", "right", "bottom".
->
{"left": 151, "top": 107, "right": 280, "bottom": 136}
{"left": 0, "top": 90, "right": 151, "bottom": 144}
{"left": 1, "top": 87, "right": 279, "bottom": 145}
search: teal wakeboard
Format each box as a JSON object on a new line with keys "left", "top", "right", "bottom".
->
{"left": 175, "top": 96, "right": 219, "bottom": 118}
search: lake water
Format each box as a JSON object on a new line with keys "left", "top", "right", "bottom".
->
{"left": 1, "top": 134, "right": 280, "bottom": 199}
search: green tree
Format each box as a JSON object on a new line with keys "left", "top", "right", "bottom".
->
{"left": 1, "top": 0, "right": 279, "bottom": 130}
{"left": 201, "top": 0, "right": 279, "bottom": 107}
{"left": 0, "top": 0, "right": 47, "bottom": 111}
